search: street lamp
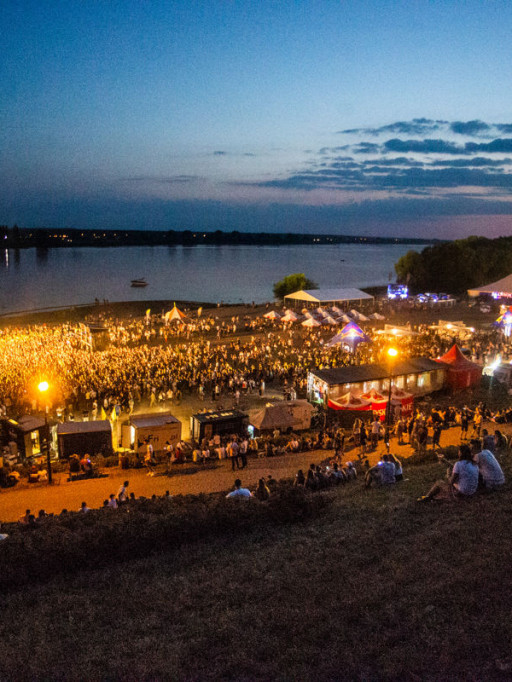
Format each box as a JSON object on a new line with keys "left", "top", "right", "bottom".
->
{"left": 38, "top": 381, "right": 52, "bottom": 485}
{"left": 385, "top": 348, "right": 398, "bottom": 450}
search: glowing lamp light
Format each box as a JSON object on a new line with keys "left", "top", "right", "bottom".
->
{"left": 38, "top": 381, "right": 49, "bottom": 393}
{"left": 387, "top": 348, "right": 398, "bottom": 358}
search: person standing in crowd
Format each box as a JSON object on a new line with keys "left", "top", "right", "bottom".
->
{"left": 239, "top": 438, "right": 248, "bottom": 469}
{"left": 117, "top": 480, "right": 129, "bottom": 504}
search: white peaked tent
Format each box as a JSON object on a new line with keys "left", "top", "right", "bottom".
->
{"left": 337, "top": 313, "right": 353, "bottom": 324}
{"left": 281, "top": 309, "right": 301, "bottom": 322}
{"left": 302, "top": 317, "right": 321, "bottom": 327}
{"left": 350, "top": 309, "right": 370, "bottom": 322}
{"left": 370, "top": 312, "right": 385, "bottom": 320}
{"left": 263, "top": 310, "right": 282, "bottom": 320}
{"left": 322, "top": 315, "right": 338, "bottom": 325}
{"left": 313, "top": 307, "right": 328, "bottom": 317}
{"left": 164, "top": 303, "right": 188, "bottom": 324}
{"left": 468, "top": 274, "right": 512, "bottom": 298}
{"left": 378, "top": 325, "right": 418, "bottom": 337}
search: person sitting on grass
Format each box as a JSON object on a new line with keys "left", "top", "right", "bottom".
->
{"left": 387, "top": 453, "right": 403, "bottom": 482}
{"left": 80, "top": 501, "right": 91, "bottom": 513}
{"left": 254, "top": 478, "right": 271, "bottom": 501}
{"left": 107, "top": 493, "right": 118, "bottom": 509}
{"left": 417, "top": 444, "right": 478, "bottom": 502}
{"left": 364, "top": 454, "right": 396, "bottom": 489}
{"left": 344, "top": 461, "right": 357, "bottom": 481}
{"left": 226, "top": 478, "right": 253, "bottom": 499}
{"left": 470, "top": 439, "right": 505, "bottom": 491}
{"left": 294, "top": 469, "right": 306, "bottom": 487}
{"left": 329, "top": 462, "right": 346, "bottom": 485}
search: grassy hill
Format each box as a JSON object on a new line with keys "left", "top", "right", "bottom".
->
{"left": 1, "top": 458, "right": 512, "bottom": 681}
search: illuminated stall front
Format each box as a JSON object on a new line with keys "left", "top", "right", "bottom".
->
{"left": 308, "top": 358, "right": 447, "bottom": 407}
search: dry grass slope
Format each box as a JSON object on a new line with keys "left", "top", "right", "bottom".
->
{"left": 1, "top": 460, "right": 512, "bottom": 681}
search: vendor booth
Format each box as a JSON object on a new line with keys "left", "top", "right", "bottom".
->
{"left": 249, "top": 400, "right": 314, "bottom": 434}
{"left": 121, "top": 412, "right": 182, "bottom": 454}
{"left": 57, "top": 420, "right": 112, "bottom": 459}
{"left": 436, "top": 345, "right": 482, "bottom": 390}
{"left": 1, "top": 415, "right": 47, "bottom": 463}
{"left": 190, "top": 409, "right": 248, "bottom": 443}
{"left": 308, "top": 358, "right": 446, "bottom": 406}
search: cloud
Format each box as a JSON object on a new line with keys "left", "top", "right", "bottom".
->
{"left": 383, "top": 138, "right": 463, "bottom": 154}
{"left": 338, "top": 118, "right": 445, "bottom": 136}
{"left": 450, "top": 120, "right": 490, "bottom": 135}
{"left": 119, "top": 175, "right": 200, "bottom": 184}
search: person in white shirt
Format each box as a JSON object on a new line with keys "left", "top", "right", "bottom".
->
{"left": 226, "top": 479, "right": 252, "bottom": 499}
{"left": 470, "top": 440, "right": 505, "bottom": 490}
{"left": 418, "top": 445, "right": 478, "bottom": 501}
{"left": 107, "top": 494, "right": 118, "bottom": 509}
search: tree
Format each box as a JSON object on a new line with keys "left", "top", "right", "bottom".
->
{"left": 273, "top": 273, "right": 318, "bottom": 300}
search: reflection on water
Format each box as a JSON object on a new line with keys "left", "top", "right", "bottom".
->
{"left": 0, "top": 243, "right": 426, "bottom": 313}
{"left": 36, "top": 247, "right": 49, "bottom": 266}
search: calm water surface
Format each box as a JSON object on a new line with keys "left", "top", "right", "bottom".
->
{"left": 0, "top": 244, "right": 425, "bottom": 313}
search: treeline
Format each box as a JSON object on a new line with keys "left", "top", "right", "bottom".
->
{"left": 395, "top": 235, "right": 512, "bottom": 293}
{"left": 0, "top": 225, "right": 435, "bottom": 249}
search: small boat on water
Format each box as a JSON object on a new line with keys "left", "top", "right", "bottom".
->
{"left": 131, "top": 278, "right": 148, "bottom": 288}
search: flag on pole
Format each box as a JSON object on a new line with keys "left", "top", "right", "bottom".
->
{"left": 110, "top": 407, "right": 117, "bottom": 422}
{"left": 197, "top": 306, "right": 203, "bottom": 318}
{"left": 100, "top": 407, "right": 107, "bottom": 421}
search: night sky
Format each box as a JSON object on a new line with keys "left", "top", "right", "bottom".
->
{"left": 2, "top": 0, "right": 512, "bottom": 238}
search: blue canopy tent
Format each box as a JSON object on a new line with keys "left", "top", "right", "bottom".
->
{"left": 326, "top": 321, "right": 371, "bottom": 351}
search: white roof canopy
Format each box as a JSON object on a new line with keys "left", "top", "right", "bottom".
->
{"left": 284, "top": 288, "right": 373, "bottom": 304}
{"left": 468, "top": 274, "right": 512, "bottom": 297}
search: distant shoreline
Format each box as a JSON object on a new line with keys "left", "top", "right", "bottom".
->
{"left": 0, "top": 288, "right": 388, "bottom": 325}
{"left": 0, "top": 226, "right": 437, "bottom": 250}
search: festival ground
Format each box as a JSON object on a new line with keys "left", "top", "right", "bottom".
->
{"left": 0, "top": 296, "right": 506, "bottom": 522}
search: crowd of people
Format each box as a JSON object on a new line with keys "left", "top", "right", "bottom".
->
{"left": 0, "top": 305, "right": 510, "bottom": 424}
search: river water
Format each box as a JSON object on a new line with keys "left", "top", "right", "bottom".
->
{"left": 0, "top": 243, "right": 424, "bottom": 313}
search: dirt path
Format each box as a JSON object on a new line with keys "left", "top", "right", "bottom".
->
{"left": 3, "top": 420, "right": 509, "bottom": 522}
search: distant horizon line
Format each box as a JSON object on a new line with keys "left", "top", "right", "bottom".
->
{"left": 0, "top": 225, "right": 440, "bottom": 247}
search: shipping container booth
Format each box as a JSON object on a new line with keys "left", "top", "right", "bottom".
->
{"left": 1, "top": 415, "right": 47, "bottom": 463}
{"left": 121, "top": 412, "right": 182, "bottom": 455}
{"left": 57, "top": 420, "right": 113, "bottom": 459}
{"left": 190, "top": 410, "right": 248, "bottom": 443}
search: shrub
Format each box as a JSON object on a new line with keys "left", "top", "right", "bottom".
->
{"left": 0, "top": 484, "right": 333, "bottom": 592}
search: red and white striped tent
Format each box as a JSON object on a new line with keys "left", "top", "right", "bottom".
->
{"left": 328, "top": 392, "right": 372, "bottom": 411}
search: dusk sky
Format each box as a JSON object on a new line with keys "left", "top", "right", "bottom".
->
{"left": 2, "top": 0, "right": 512, "bottom": 238}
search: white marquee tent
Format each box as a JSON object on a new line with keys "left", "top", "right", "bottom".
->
{"left": 284, "top": 288, "right": 373, "bottom": 307}
{"left": 468, "top": 274, "right": 512, "bottom": 298}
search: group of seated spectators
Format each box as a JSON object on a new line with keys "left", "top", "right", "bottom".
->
{"left": 418, "top": 438, "right": 506, "bottom": 502}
